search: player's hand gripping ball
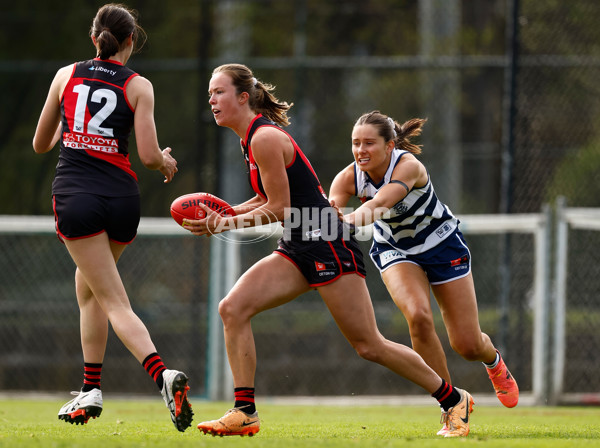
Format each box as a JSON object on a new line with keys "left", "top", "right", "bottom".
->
{"left": 170, "top": 192, "right": 236, "bottom": 226}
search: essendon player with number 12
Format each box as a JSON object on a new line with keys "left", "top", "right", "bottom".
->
{"left": 33, "top": 3, "right": 192, "bottom": 432}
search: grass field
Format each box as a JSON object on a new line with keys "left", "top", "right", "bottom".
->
{"left": 1, "top": 397, "right": 599, "bottom": 447}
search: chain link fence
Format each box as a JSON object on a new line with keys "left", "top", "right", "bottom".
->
{"left": 1, "top": 0, "right": 599, "bottom": 403}
{"left": 3, "top": 0, "right": 599, "bottom": 215}
{"left": 553, "top": 204, "right": 600, "bottom": 402}
{"left": 561, "top": 227, "right": 600, "bottom": 396}
{"left": 0, "top": 225, "right": 210, "bottom": 396}
{"left": 0, "top": 215, "right": 544, "bottom": 401}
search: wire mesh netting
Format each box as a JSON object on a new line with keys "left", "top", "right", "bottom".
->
{"left": 0, "top": 233, "right": 211, "bottom": 395}
{"left": 2, "top": 1, "right": 599, "bottom": 215}
{"left": 0, "top": 226, "right": 536, "bottom": 397}
{"left": 1, "top": 0, "right": 599, "bottom": 402}
{"left": 562, "top": 228, "right": 600, "bottom": 394}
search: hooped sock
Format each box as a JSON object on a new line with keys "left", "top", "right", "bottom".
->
{"left": 142, "top": 352, "right": 167, "bottom": 390}
{"left": 483, "top": 350, "right": 501, "bottom": 369}
{"left": 82, "top": 362, "right": 102, "bottom": 392}
{"left": 432, "top": 379, "right": 461, "bottom": 412}
{"left": 234, "top": 387, "right": 256, "bottom": 415}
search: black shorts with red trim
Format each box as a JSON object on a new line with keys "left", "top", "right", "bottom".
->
{"left": 53, "top": 193, "right": 140, "bottom": 244}
{"left": 274, "top": 234, "right": 366, "bottom": 287}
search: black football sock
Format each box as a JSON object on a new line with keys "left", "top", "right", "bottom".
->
{"left": 142, "top": 352, "right": 167, "bottom": 390}
{"left": 432, "top": 379, "right": 461, "bottom": 412}
{"left": 234, "top": 387, "right": 256, "bottom": 414}
{"left": 82, "top": 362, "right": 102, "bottom": 392}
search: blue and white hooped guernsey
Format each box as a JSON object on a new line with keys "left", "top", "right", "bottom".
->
{"left": 353, "top": 149, "right": 458, "bottom": 255}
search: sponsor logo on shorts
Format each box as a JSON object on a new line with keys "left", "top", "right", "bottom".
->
{"left": 315, "top": 261, "right": 336, "bottom": 276}
{"left": 450, "top": 255, "right": 469, "bottom": 267}
{"left": 450, "top": 255, "right": 469, "bottom": 271}
{"left": 379, "top": 250, "right": 406, "bottom": 266}
{"left": 315, "top": 261, "right": 327, "bottom": 271}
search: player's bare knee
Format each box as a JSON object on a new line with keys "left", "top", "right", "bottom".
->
{"left": 406, "top": 311, "right": 436, "bottom": 340}
{"left": 404, "top": 306, "right": 432, "bottom": 324}
{"left": 218, "top": 295, "right": 252, "bottom": 325}
{"left": 217, "top": 297, "right": 236, "bottom": 323}
{"left": 451, "top": 340, "right": 481, "bottom": 361}
{"left": 352, "top": 341, "right": 381, "bottom": 363}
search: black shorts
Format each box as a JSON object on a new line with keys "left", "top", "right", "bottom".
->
{"left": 274, "top": 235, "right": 366, "bottom": 287}
{"left": 53, "top": 193, "right": 140, "bottom": 244}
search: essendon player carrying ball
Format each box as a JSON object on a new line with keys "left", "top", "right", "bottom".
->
{"left": 183, "top": 63, "right": 475, "bottom": 438}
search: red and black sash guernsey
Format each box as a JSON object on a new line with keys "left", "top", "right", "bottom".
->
{"left": 53, "top": 58, "right": 140, "bottom": 197}
{"left": 241, "top": 115, "right": 331, "bottom": 240}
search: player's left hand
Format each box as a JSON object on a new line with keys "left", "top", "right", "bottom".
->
{"left": 182, "top": 203, "right": 224, "bottom": 236}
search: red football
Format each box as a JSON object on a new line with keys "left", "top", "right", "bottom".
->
{"left": 170, "top": 192, "right": 236, "bottom": 226}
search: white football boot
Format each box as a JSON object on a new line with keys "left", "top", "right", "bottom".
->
{"left": 58, "top": 388, "right": 103, "bottom": 424}
{"left": 160, "top": 369, "right": 194, "bottom": 431}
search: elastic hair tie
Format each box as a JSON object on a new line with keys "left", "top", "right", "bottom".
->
{"left": 387, "top": 117, "right": 397, "bottom": 138}
{"left": 252, "top": 77, "right": 258, "bottom": 86}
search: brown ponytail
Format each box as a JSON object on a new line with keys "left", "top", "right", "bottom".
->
{"left": 354, "top": 111, "right": 427, "bottom": 155}
{"left": 90, "top": 4, "right": 147, "bottom": 60}
{"left": 212, "top": 63, "right": 293, "bottom": 127}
